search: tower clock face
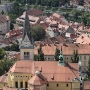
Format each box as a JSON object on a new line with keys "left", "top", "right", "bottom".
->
{"left": 60, "top": 57, "right": 63, "bottom": 61}
{"left": 24, "top": 42, "right": 29, "bottom": 47}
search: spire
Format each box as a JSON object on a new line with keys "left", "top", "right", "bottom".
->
{"left": 22, "top": 1, "right": 33, "bottom": 44}
{"left": 58, "top": 45, "right": 65, "bottom": 66}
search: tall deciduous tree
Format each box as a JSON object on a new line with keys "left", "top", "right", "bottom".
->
{"left": 1, "top": 10, "right": 4, "bottom": 15}
{"left": 0, "top": 48, "right": 6, "bottom": 60}
{"left": 31, "top": 25, "right": 46, "bottom": 41}
{"left": 54, "top": 47, "right": 60, "bottom": 61}
{"left": 38, "top": 44, "right": 44, "bottom": 61}
{"left": 71, "top": 50, "right": 79, "bottom": 63}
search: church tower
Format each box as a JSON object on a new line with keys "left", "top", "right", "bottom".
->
{"left": 20, "top": 4, "right": 34, "bottom": 60}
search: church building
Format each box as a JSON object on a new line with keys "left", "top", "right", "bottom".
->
{"left": 0, "top": 4, "right": 81, "bottom": 90}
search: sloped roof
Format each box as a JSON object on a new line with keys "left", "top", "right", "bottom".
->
{"left": 0, "top": 74, "right": 8, "bottom": 83}
{"left": 66, "top": 26, "right": 75, "bottom": 34}
{"left": 28, "top": 72, "right": 47, "bottom": 85}
{"left": 27, "top": 9, "right": 43, "bottom": 16}
{"left": 76, "top": 34, "right": 90, "bottom": 44}
{"left": 34, "top": 44, "right": 90, "bottom": 55}
{"left": 9, "top": 60, "right": 79, "bottom": 82}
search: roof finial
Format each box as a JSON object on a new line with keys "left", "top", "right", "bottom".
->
{"left": 26, "top": 0, "right": 28, "bottom": 10}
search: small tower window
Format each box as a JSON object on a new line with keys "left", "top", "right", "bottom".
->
{"left": 57, "top": 84, "right": 59, "bottom": 87}
{"left": 66, "top": 84, "right": 68, "bottom": 87}
{"left": 47, "top": 84, "right": 49, "bottom": 87}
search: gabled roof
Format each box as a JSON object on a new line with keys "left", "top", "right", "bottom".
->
{"left": 28, "top": 72, "right": 47, "bottom": 85}
{"left": 65, "top": 26, "right": 75, "bottom": 34}
{"left": 0, "top": 74, "right": 8, "bottom": 83}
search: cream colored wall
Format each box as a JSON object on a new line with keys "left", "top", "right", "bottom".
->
{"left": 72, "top": 79, "right": 80, "bottom": 90}
{"left": 20, "top": 49, "right": 34, "bottom": 60}
{"left": 28, "top": 84, "right": 46, "bottom": 90}
{"left": 8, "top": 73, "right": 33, "bottom": 88}
{"left": 0, "top": 22, "right": 7, "bottom": 34}
{"left": 44, "top": 56, "right": 55, "bottom": 61}
{"left": 47, "top": 82, "right": 71, "bottom": 90}
{"left": 0, "top": 83, "right": 7, "bottom": 88}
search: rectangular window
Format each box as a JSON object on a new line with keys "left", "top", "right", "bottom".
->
{"left": 84, "top": 68, "right": 86, "bottom": 71}
{"left": 84, "top": 62, "right": 86, "bottom": 65}
{"left": 27, "top": 52, "right": 29, "bottom": 55}
{"left": 66, "top": 84, "right": 68, "bottom": 87}
{"left": 20, "top": 82, "right": 23, "bottom": 88}
{"left": 15, "top": 82, "right": 18, "bottom": 88}
{"left": 25, "top": 82, "right": 27, "bottom": 88}
{"left": 57, "top": 84, "right": 59, "bottom": 87}
{"left": 84, "top": 56, "right": 86, "bottom": 60}
{"left": 47, "top": 84, "right": 49, "bottom": 87}
{"left": 24, "top": 52, "right": 26, "bottom": 55}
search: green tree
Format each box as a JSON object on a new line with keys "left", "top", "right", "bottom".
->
{"left": 11, "top": 44, "right": 20, "bottom": 51}
{"left": 31, "top": 25, "right": 46, "bottom": 41}
{"left": 0, "top": 58, "right": 17, "bottom": 75}
{"left": 10, "top": 23, "right": 14, "bottom": 30}
{"left": 71, "top": 50, "right": 79, "bottom": 63}
{"left": 0, "top": 48, "right": 6, "bottom": 60}
{"left": 34, "top": 54, "right": 39, "bottom": 61}
{"left": 38, "top": 45, "right": 44, "bottom": 61}
{"left": 54, "top": 47, "right": 60, "bottom": 61}
{"left": 1, "top": 10, "right": 4, "bottom": 15}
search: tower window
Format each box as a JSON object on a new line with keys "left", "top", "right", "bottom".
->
{"left": 47, "top": 84, "right": 49, "bottom": 87}
{"left": 66, "top": 84, "right": 68, "bottom": 87}
{"left": 57, "top": 84, "right": 59, "bottom": 87}
{"left": 27, "top": 52, "right": 29, "bottom": 55}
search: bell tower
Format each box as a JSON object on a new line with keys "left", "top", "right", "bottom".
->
{"left": 20, "top": 3, "right": 34, "bottom": 60}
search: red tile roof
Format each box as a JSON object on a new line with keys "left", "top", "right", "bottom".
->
{"left": 26, "top": 9, "right": 43, "bottom": 16}
{"left": 34, "top": 44, "right": 90, "bottom": 55}
{"left": 28, "top": 72, "right": 47, "bottom": 85}
{"left": 9, "top": 61, "right": 79, "bottom": 82}
{"left": 0, "top": 74, "right": 8, "bottom": 83}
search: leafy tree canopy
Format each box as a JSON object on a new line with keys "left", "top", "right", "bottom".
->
{"left": 71, "top": 50, "right": 79, "bottom": 63}
{"left": 0, "top": 48, "right": 6, "bottom": 60}
{"left": 31, "top": 25, "right": 46, "bottom": 41}
{"left": 54, "top": 47, "right": 60, "bottom": 61}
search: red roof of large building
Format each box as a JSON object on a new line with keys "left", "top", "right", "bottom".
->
{"left": 9, "top": 60, "right": 79, "bottom": 82}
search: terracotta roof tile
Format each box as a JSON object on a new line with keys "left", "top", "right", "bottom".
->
{"left": 27, "top": 9, "right": 43, "bottom": 16}
{"left": 28, "top": 72, "right": 47, "bottom": 85}
{"left": 0, "top": 74, "right": 8, "bottom": 83}
{"left": 10, "top": 61, "right": 79, "bottom": 82}
{"left": 34, "top": 44, "right": 90, "bottom": 55}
